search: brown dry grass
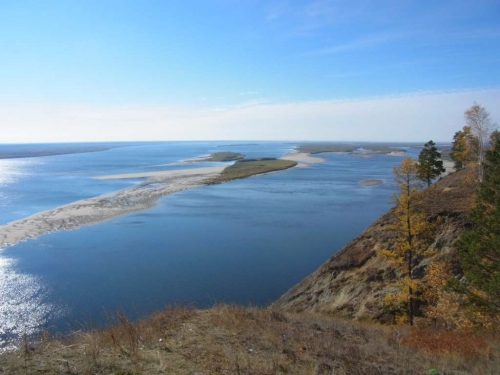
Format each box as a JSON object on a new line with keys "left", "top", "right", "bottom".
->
{"left": 1, "top": 304, "right": 498, "bottom": 375}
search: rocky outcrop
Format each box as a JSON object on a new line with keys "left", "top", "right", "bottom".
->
{"left": 275, "top": 168, "right": 475, "bottom": 321}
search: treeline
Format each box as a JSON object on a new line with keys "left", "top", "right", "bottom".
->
{"left": 380, "top": 103, "right": 499, "bottom": 330}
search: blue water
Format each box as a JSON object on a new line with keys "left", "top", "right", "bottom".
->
{"left": 0, "top": 141, "right": 417, "bottom": 345}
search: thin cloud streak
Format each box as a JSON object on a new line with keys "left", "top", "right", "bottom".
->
{"left": 306, "top": 32, "right": 411, "bottom": 55}
{"left": 325, "top": 58, "right": 438, "bottom": 78}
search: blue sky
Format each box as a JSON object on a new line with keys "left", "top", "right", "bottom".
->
{"left": 1, "top": 0, "right": 499, "bottom": 142}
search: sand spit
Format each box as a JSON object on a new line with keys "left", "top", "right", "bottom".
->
{"left": 95, "top": 166, "right": 224, "bottom": 181}
{"left": 0, "top": 167, "right": 224, "bottom": 248}
{"left": 281, "top": 151, "right": 325, "bottom": 164}
{"left": 359, "top": 179, "right": 384, "bottom": 186}
{"left": 387, "top": 151, "right": 408, "bottom": 156}
{"left": 178, "top": 154, "right": 212, "bottom": 164}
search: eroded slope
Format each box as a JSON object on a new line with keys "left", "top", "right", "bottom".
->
{"left": 275, "top": 168, "right": 475, "bottom": 321}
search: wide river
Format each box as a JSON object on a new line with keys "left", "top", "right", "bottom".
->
{"left": 0, "top": 141, "right": 417, "bottom": 347}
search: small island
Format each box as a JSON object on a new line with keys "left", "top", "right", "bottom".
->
{"left": 207, "top": 152, "right": 245, "bottom": 162}
{"left": 182, "top": 152, "right": 245, "bottom": 163}
{"left": 208, "top": 158, "right": 297, "bottom": 183}
{"left": 359, "top": 179, "right": 384, "bottom": 186}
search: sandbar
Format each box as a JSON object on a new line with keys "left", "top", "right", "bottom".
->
{"left": 0, "top": 151, "right": 323, "bottom": 247}
{"left": 95, "top": 166, "right": 224, "bottom": 181}
{"left": 359, "top": 179, "right": 384, "bottom": 186}
{"left": 281, "top": 151, "right": 325, "bottom": 164}
{"left": 0, "top": 166, "right": 224, "bottom": 248}
{"left": 387, "top": 151, "right": 407, "bottom": 156}
{"left": 178, "top": 154, "right": 212, "bottom": 163}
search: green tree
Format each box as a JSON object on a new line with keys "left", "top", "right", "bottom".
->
{"left": 417, "top": 140, "right": 445, "bottom": 187}
{"left": 450, "top": 126, "right": 474, "bottom": 170}
{"left": 456, "top": 137, "right": 500, "bottom": 316}
{"left": 379, "top": 158, "right": 436, "bottom": 325}
{"left": 490, "top": 129, "right": 500, "bottom": 151}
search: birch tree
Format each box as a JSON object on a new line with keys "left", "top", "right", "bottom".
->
{"left": 465, "top": 103, "right": 495, "bottom": 182}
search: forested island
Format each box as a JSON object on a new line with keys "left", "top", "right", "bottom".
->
{"left": 206, "top": 151, "right": 245, "bottom": 161}
{"left": 208, "top": 158, "right": 297, "bottom": 183}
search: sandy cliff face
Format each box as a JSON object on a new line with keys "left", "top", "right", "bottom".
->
{"left": 275, "top": 168, "right": 475, "bottom": 321}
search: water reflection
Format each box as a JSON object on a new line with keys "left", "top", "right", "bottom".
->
{"left": 0, "top": 159, "right": 37, "bottom": 187}
{"left": 0, "top": 250, "right": 60, "bottom": 350}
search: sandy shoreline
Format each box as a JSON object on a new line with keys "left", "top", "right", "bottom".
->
{"left": 0, "top": 166, "right": 224, "bottom": 248}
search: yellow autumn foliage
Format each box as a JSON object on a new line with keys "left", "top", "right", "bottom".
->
{"left": 423, "top": 260, "right": 498, "bottom": 330}
{"left": 378, "top": 158, "right": 437, "bottom": 325}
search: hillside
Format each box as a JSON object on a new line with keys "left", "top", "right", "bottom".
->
{"left": 274, "top": 168, "right": 476, "bottom": 321}
{"left": 1, "top": 305, "right": 496, "bottom": 375}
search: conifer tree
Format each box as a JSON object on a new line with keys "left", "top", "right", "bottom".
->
{"left": 380, "top": 158, "right": 436, "bottom": 325}
{"left": 490, "top": 129, "right": 500, "bottom": 151}
{"left": 417, "top": 140, "right": 445, "bottom": 187}
{"left": 457, "top": 137, "right": 500, "bottom": 316}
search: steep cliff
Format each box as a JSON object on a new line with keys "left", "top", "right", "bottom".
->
{"left": 275, "top": 168, "right": 475, "bottom": 321}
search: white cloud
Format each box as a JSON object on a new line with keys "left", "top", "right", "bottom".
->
{"left": 1, "top": 88, "right": 499, "bottom": 143}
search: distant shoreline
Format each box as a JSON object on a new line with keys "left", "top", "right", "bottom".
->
{"left": 0, "top": 143, "right": 143, "bottom": 159}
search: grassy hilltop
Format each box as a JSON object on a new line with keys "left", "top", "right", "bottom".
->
{"left": 1, "top": 304, "right": 496, "bottom": 374}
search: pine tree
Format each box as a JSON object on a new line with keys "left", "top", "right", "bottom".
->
{"left": 417, "top": 140, "right": 445, "bottom": 187}
{"left": 379, "top": 158, "right": 436, "bottom": 325}
{"left": 456, "top": 137, "right": 500, "bottom": 316}
{"left": 490, "top": 129, "right": 500, "bottom": 151}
